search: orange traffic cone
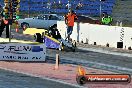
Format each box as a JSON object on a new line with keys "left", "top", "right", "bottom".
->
{"left": 78, "top": 66, "right": 86, "bottom": 76}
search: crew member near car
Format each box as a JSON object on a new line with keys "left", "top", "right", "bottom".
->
{"left": 0, "top": 11, "right": 9, "bottom": 38}
{"left": 64, "top": 9, "right": 78, "bottom": 41}
{"left": 0, "top": 15, "right": 5, "bottom": 37}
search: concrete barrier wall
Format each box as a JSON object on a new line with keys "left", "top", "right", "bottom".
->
{"left": 123, "top": 27, "right": 132, "bottom": 48}
{"left": 57, "top": 21, "right": 132, "bottom": 49}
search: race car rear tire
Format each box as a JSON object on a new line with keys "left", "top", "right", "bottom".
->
{"left": 34, "top": 33, "right": 42, "bottom": 43}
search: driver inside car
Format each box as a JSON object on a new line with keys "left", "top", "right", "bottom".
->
{"left": 48, "top": 24, "right": 61, "bottom": 39}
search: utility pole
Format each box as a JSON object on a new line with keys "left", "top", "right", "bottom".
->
{"left": 100, "top": 0, "right": 105, "bottom": 18}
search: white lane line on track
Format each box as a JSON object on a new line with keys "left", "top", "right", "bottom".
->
{"left": 60, "top": 56, "right": 132, "bottom": 73}
{"left": 82, "top": 60, "right": 132, "bottom": 72}
{"left": 78, "top": 47, "right": 132, "bottom": 58}
{"left": 0, "top": 67, "right": 86, "bottom": 88}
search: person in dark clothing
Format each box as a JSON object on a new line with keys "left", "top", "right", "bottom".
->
{"left": 0, "top": 15, "right": 5, "bottom": 37}
{"left": 48, "top": 24, "right": 61, "bottom": 39}
{"left": 0, "top": 10, "right": 9, "bottom": 38}
{"left": 0, "top": 8, "right": 10, "bottom": 38}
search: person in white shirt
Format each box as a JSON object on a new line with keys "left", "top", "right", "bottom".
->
{"left": 66, "top": 1, "right": 71, "bottom": 10}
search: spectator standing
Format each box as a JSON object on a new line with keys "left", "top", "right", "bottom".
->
{"left": 64, "top": 10, "right": 78, "bottom": 42}
{"left": 76, "top": 2, "right": 83, "bottom": 9}
{"left": 0, "top": 15, "right": 5, "bottom": 37}
{"left": 47, "top": 2, "right": 51, "bottom": 13}
{"left": 0, "top": 11, "right": 9, "bottom": 38}
{"left": 66, "top": 1, "right": 71, "bottom": 10}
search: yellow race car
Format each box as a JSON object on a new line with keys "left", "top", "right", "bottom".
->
{"left": 22, "top": 25, "right": 76, "bottom": 52}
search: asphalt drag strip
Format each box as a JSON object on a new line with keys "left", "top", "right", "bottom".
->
{"left": 46, "top": 48, "right": 132, "bottom": 74}
{"left": 0, "top": 69, "right": 84, "bottom": 88}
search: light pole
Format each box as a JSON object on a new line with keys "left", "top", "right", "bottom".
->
{"left": 28, "top": 0, "right": 30, "bottom": 18}
{"left": 100, "top": 0, "right": 102, "bottom": 18}
{"left": 68, "top": 1, "right": 70, "bottom": 11}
